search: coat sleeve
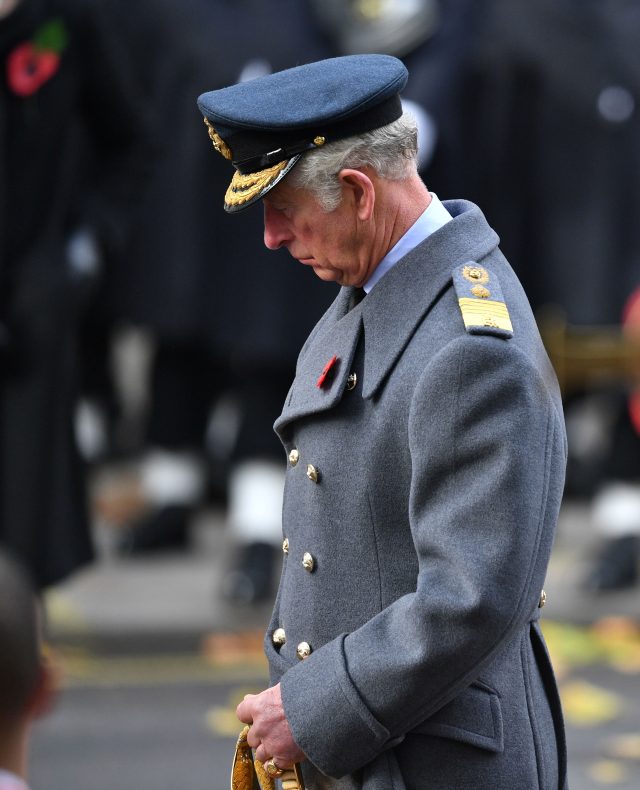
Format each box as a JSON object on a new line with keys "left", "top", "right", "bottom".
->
{"left": 279, "top": 333, "right": 566, "bottom": 778}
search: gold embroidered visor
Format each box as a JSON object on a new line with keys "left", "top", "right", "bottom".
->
{"left": 203, "top": 117, "right": 303, "bottom": 212}
{"left": 224, "top": 157, "right": 300, "bottom": 210}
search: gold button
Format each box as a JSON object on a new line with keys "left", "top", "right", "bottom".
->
{"left": 538, "top": 590, "right": 547, "bottom": 608}
{"left": 272, "top": 628, "right": 286, "bottom": 646}
{"left": 313, "top": 136, "right": 325, "bottom": 146}
{"left": 306, "top": 464, "right": 319, "bottom": 483}
{"left": 296, "top": 642, "right": 312, "bottom": 660}
{"left": 302, "top": 552, "right": 315, "bottom": 573}
{"left": 282, "top": 538, "right": 289, "bottom": 555}
{"left": 288, "top": 448, "right": 299, "bottom": 466}
{"left": 346, "top": 372, "right": 357, "bottom": 391}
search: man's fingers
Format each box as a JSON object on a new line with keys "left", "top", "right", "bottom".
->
{"left": 235, "top": 684, "right": 305, "bottom": 766}
{"left": 254, "top": 744, "right": 268, "bottom": 764}
{"left": 255, "top": 747, "right": 292, "bottom": 768}
{"left": 236, "top": 695, "right": 255, "bottom": 724}
{"left": 246, "top": 725, "right": 261, "bottom": 749}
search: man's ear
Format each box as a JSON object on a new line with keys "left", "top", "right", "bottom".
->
{"left": 338, "top": 169, "right": 375, "bottom": 221}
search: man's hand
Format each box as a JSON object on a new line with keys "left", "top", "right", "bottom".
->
{"left": 236, "top": 683, "right": 306, "bottom": 767}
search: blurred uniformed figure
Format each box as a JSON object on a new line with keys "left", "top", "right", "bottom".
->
{"left": 312, "top": 0, "right": 482, "bottom": 189}
{"left": 584, "top": 287, "right": 640, "bottom": 591}
{"left": 99, "top": 0, "right": 336, "bottom": 604}
{"left": 456, "top": 0, "right": 640, "bottom": 325}
{"left": 0, "top": 0, "right": 149, "bottom": 588}
{"left": 452, "top": 0, "right": 640, "bottom": 590}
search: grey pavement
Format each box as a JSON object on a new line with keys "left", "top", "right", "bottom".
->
{"left": 44, "top": 505, "right": 276, "bottom": 647}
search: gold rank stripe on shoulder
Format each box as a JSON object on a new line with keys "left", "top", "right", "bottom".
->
{"left": 458, "top": 297, "right": 514, "bottom": 333}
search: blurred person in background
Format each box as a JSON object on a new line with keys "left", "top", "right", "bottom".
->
{"left": 99, "top": 0, "right": 481, "bottom": 606}
{"left": 0, "top": 550, "right": 56, "bottom": 789}
{"left": 452, "top": 0, "right": 640, "bottom": 591}
{"left": 0, "top": 0, "right": 149, "bottom": 587}
{"left": 312, "top": 0, "right": 482, "bottom": 199}
{"left": 97, "top": 0, "right": 336, "bottom": 605}
{"left": 583, "top": 286, "right": 640, "bottom": 591}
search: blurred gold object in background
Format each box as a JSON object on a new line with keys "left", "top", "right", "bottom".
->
{"left": 540, "top": 308, "right": 640, "bottom": 396}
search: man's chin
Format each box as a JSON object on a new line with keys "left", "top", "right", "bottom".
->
{"left": 293, "top": 257, "right": 343, "bottom": 284}
{"left": 311, "top": 268, "right": 342, "bottom": 284}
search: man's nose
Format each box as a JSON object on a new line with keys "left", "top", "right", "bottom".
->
{"left": 263, "top": 204, "right": 290, "bottom": 250}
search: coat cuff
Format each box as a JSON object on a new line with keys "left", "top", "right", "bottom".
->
{"left": 280, "top": 634, "right": 396, "bottom": 777}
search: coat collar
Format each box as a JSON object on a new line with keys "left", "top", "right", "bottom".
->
{"left": 274, "top": 200, "right": 499, "bottom": 433}
{"left": 360, "top": 199, "right": 499, "bottom": 397}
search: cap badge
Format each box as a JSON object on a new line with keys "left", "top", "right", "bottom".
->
{"left": 203, "top": 118, "right": 232, "bottom": 160}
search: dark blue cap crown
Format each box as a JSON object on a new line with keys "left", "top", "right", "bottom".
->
{"left": 197, "top": 54, "right": 408, "bottom": 212}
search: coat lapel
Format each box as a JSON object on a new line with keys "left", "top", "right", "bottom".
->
{"left": 274, "top": 286, "right": 363, "bottom": 433}
{"left": 361, "top": 200, "right": 500, "bottom": 398}
{"left": 274, "top": 200, "right": 500, "bottom": 433}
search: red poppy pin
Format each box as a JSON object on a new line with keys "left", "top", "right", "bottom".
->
{"left": 316, "top": 355, "right": 338, "bottom": 388}
{"left": 7, "top": 19, "right": 68, "bottom": 97}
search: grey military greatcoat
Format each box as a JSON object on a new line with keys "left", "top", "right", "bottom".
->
{"left": 266, "top": 200, "right": 568, "bottom": 789}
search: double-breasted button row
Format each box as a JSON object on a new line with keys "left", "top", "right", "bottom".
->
{"left": 288, "top": 447, "right": 320, "bottom": 484}
{"left": 281, "top": 540, "right": 316, "bottom": 573}
{"left": 271, "top": 628, "right": 312, "bottom": 660}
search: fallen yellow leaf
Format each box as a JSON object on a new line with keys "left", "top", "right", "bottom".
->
{"left": 561, "top": 680, "right": 622, "bottom": 726}
{"left": 588, "top": 759, "right": 628, "bottom": 784}
{"left": 606, "top": 733, "right": 640, "bottom": 761}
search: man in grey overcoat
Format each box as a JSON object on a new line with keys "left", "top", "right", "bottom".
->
{"left": 198, "top": 54, "right": 568, "bottom": 790}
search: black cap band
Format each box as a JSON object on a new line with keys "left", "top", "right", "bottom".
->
{"left": 231, "top": 94, "right": 403, "bottom": 174}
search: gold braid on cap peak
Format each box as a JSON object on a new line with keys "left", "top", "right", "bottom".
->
{"left": 225, "top": 161, "right": 288, "bottom": 207}
{"left": 203, "top": 117, "right": 232, "bottom": 160}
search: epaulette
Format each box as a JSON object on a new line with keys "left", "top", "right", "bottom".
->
{"left": 453, "top": 262, "right": 513, "bottom": 339}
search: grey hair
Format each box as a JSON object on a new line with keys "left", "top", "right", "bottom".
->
{"left": 288, "top": 110, "right": 419, "bottom": 212}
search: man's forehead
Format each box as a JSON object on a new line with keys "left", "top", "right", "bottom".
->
{"left": 264, "top": 176, "right": 310, "bottom": 207}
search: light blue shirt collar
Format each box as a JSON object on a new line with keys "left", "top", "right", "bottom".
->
{"left": 363, "top": 193, "right": 453, "bottom": 293}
